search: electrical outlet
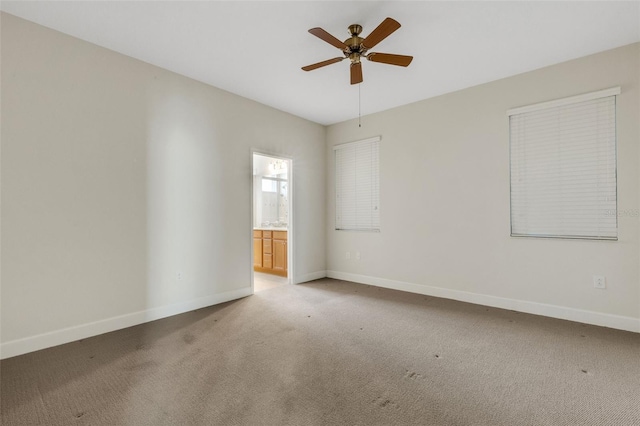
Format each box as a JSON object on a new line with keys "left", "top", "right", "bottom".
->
{"left": 593, "top": 275, "right": 606, "bottom": 289}
{"left": 346, "top": 252, "right": 350, "bottom": 260}
{"left": 355, "top": 251, "right": 361, "bottom": 261}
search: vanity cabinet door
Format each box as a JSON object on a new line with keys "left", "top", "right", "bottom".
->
{"left": 273, "top": 236, "right": 287, "bottom": 273}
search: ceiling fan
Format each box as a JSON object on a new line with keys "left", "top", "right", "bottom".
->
{"left": 302, "top": 17, "right": 413, "bottom": 85}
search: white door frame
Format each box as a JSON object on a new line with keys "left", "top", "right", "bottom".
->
{"left": 251, "top": 150, "right": 293, "bottom": 293}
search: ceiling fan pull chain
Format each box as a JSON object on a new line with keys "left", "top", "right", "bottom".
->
{"left": 358, "top": 83, "right": 362, "bottom": 128}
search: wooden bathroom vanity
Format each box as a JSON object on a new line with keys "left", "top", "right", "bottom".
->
{"left": 253, "top": 229, "right": 287, "bottom": 277}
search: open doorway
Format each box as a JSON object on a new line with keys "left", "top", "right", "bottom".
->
{"left": 252, "top": 152, "right": 292, "bottom": 292}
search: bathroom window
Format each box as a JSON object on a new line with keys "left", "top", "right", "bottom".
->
{"left": 262, "top": 177, "right": 287, "bottom": 225}
{"left": 261, "top": 178, "right": 277, "bottom": 193}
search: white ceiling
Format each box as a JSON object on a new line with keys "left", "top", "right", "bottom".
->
{"left": 2, "top": 1, "right": 639, "bottom": 125}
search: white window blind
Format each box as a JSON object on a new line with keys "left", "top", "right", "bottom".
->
{"left": 509, "top": 88, "right": 618, "bottom": 240}
{"left": 335, "top": 136, "right": 380, "bottom": 231}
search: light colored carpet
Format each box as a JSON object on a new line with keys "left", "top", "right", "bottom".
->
{"left": 2, "top": 278, "right": 639, "bottom": 425}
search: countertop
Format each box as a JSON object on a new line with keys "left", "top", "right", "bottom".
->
{"left": 254, "top": 227, "right": 288, "bottom": 231}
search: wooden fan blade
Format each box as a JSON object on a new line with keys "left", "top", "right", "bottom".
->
{"left": 302, "top": 57, "right": 344, "bottom": 71}
{"left": 350, "top": 62, "right": 363, "bottom": 85}
{"left": 308, "top": 27, "right": 348, "bottom": 50}
{"left": 362, "top": 17, "right": 401, "bottom": 49}
{"left": 367, "top": 53, "right": 413, "bottom": 67}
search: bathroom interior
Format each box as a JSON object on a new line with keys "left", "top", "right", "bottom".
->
{"left": 252, "top": 153, "right": 290, "bottom": 291}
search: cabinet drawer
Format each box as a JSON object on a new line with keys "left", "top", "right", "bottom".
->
{"left": 253, "top": 230, "right": 262, "bottom": 238}
{"left": 263, "top": 254, "right": 272, "bottom": 269}
{"left": 273, "top": 231, "right": 287, "bottom": 240}
{"left": 262, "top": 238, "right": 272, "bottom": 254}
{"left": 263, "top": 231, "right": 272, "bottom": 238}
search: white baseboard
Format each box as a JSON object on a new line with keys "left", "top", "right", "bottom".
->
{"left": 0, "top": 287, "right": 252, "bottom": 360}
{"left": 294, "top": 270, "right": 327, "bottom": 284}
{"left": 326, "top": 270, "right": 640, "bottom": 333}
{"left": 4, "top": 273, "right": 636, "bottom": 359}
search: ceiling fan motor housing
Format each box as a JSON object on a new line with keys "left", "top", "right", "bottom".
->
{"left": 345, "top": 24, "right": 365, "bottom": 63}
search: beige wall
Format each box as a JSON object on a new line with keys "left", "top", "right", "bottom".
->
{"left": 0, "top": 13, "right": 326, "bottom": 356}
{"left": 1, "top": 13, "right": 638, "bottom": 358}
{"left": 326, "top": 43, "right": 640, "bottom": 330}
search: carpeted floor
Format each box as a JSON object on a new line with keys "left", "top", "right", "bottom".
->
{"left": 2, "top": 278, "right": 639, "bottom": 425}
